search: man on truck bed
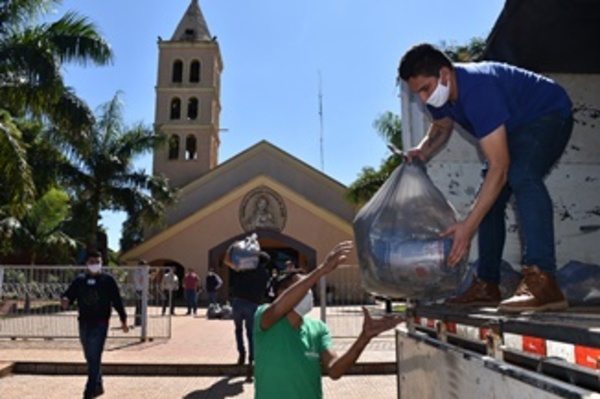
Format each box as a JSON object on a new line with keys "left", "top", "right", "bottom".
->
{"left": 398, "top": 43, "right": 573, "bottom": 313}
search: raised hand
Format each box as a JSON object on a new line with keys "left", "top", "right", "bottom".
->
{"left": 319, "top": 241, "right": 354, "bottom": 275}
{"left": 360, "top": 307, "right": 403, "bottom": 340}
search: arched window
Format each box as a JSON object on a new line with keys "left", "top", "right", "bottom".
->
{"left": 168, "top": 135, "right": 180, "bottom": 160}
{"left": 189, "top": 60, "right": 201, "bottom": 82}
{"left": 172, "top": 60, "right": 183, "bottom": 83}
{"left": 185, "top": 135, "right": 197, "bottom": 160}
{"left": 187, "top": 97, "right": 199, "bottom": 120}
{"left": 170, "top": 98, "right": 181, "bottom": 120}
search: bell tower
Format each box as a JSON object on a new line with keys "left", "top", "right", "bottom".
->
{"left": 153, "top": 0, "right": 223, "bottom": 188}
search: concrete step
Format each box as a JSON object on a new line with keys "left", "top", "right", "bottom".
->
{"left": 12, "top": 361, "right": 396, "bottom": 376}
{"left": 0, "top": 361, "right": 14, "bottom": 378}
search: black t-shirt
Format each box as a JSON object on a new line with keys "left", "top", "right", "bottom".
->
{"left": 230, "top": 266, "right": 269, "bottom": 304}
{"left": 63, "top": 272, "right": 127, "bottom": 323}
{"left": 206, "top": 274, "right": 220, "bottom": 292}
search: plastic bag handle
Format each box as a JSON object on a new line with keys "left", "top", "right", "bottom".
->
{"left": 387, "top": 143, "right": 425, "bottom": 169}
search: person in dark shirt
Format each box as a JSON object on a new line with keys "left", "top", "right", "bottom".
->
{"left": 224, "top": 245, "right": 270, "bottom": 378}
{"left": 205, "top": 268, "right": 223, "bottom": 305}
{"left": 61, "top": 251, "right": 128, "bottom": 399}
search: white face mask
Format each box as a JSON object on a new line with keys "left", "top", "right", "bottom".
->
{"left": 87, "top": 263, "right": 102, "bottom": 274}
{"left": 294, "top": 290, "right": 313, "bottom": 317}
{"left": 426, "top": 71, "right": 450, "bottom": 108}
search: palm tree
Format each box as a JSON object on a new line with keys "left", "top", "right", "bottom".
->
{"left": 0, "top": 111, "right": 34, "bottom": 218}
{"left": 0, "top": 1, "right": 113, "bottom": 133}
{"left": 58, "top": 92, "right": 178, "bottom": 252}
{"left": 0, "top": 0, "right": 113, "bottom": 218}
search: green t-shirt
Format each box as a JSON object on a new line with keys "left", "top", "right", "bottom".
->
{"left": 253, "top": 304, "right": 333, "bottom": 399}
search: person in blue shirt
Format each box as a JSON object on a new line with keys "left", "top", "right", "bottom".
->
{"left": 398, "top": 43, "right": 573, "bottom": 313}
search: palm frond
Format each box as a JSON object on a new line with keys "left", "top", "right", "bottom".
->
{"left": 45, "top": 11, "right": 113, "bottom": 66}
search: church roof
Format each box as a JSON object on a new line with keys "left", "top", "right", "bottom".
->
{"left": 171, "top": 0, "right": 212, "bottom": 42}
{"left": 482, "top": 0, "right": 600, "bottom": 73}
{"left": 122, "top": 141, "right": 355, "bottom": 259}
{"left": 168, "top": 140, "right": 354, "bottom": 227}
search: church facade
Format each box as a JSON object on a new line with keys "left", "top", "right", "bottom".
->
{"left": 120, "top": 0, "right": 363, "bottom": 303}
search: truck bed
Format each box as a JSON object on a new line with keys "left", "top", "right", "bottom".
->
{"left": 406, "top": 303, "right": 600, "bottom": 393}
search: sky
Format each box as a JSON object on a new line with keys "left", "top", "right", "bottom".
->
{"left": 50, "top": 0, "right": 506, "bottom": 250}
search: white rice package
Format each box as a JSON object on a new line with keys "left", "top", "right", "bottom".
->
{"left": 230, "top": 233, "right": 261, "bottom": 271}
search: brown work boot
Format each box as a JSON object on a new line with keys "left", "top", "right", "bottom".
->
{"left": 445, "top": 278, "right": 501, "bottom": 306}
{"left": 499, "top": 265, "right": 568, "bottom": 313}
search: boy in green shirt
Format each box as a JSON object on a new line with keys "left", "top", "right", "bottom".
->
{"left": 253, "top": 241, "right": 402, "bottom": 399}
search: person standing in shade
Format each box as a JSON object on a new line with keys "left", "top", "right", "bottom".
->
{"left": 253, "top": 241, "right": 402, "bottom": 398}
{"left": 184, "top": 268, "right": 200, "bottom": 315}
{"left": 204, "top": 268, "right": 223, "bottom": 306}
{"left": 161, "top": 268, "right": 179, "bottom": 316}
{"left": 223, "top": 247, "right": 270, "bottom": 373}
{"left": 284, "top": 259, "right": 296, "bottom": 271}
{"left": 61, "top": 250, "right": 129, "bottom": 399}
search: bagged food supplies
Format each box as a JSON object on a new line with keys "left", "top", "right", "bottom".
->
{"left": 229, "top": 233, "right": 261, "bottom": 270}
{"left": 354, "top": 161, "right": 469, "bottom": 300}
{"left": 557, "top": 261, "right": 600, "bottom": 306}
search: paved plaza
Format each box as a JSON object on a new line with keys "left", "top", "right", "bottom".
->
{"left": 0, "top": 306, "right": 400, "bottom": 398}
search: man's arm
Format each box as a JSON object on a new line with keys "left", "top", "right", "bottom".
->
{"left": 108, "top": 277, "right": 129, "bottom": 333}
{"left": 223, "top": 246, "right": 237, "bottom": 270}
{"left": 443, "top": 124, "right": 509, "bottom": 266}
{"left": 322, "top": 308, "right": 402, "bottom": 380}
{"left": 408, "top": 117, "right": 454, "bottom": 162}
{"left": 61, "top": 279, "right": 78, "bottom": 310}
{"left": 259, "top": 241, "right": 353, "bottom": 331}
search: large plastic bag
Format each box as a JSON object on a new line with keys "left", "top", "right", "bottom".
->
{"left": 557, "top": 261, "right": 600, "bottom": 306}
{"left": 353, "top": 161, "right": 469, "bottom": 300}
{"left": 230, "top": 233, "right": 261, "bottom": 271}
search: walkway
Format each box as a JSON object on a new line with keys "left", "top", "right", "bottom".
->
{"left": 0, "top": 307, "right": 400, "bottom": 398}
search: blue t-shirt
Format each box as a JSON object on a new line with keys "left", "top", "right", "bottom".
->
{"left": 427, "top": 62, "right": 572, "bottom": 139}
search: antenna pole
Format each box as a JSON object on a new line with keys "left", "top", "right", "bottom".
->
{"left": 318, "top": 71, "right": 325, "bottom": 172}
{"left": 318, "top": 70, "right": 327, "bottom": 323}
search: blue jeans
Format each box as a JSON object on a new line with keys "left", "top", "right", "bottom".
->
{"left": 79, "top": 321, "right": 108, "bottom": 397}
{"left": 185, "top": 289, "right": 197, "bottom": 314}
{"left": 207, "top": 291, "right": 217, "bottom": 305}
{"left": 232, "top": 298, "right": 258, "bottom": 362}
{"left": 478, "top": 111, "right": 573, "bottom": 283}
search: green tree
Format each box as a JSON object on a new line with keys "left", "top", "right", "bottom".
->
{"left": 0, "top": 187, "right": 77, "bottom": 311}
{"left": 0, "top": 0, "right": 113, "bottom": 215}
{"left": 346, "top": 111, "right": 403, "bottom": 206}
{"left": 58, "top": 92, "right": 178, "bottom": 252}
{"left": 0, "top": 0, "right": 113, "bottom": 132}
{"left": 0, "top": 111, "right": 34, "bottom": 218}
{"left": 0, "top": 187, "right": 77, "bottom": 264}
{"left": 439, "top": 37, "right": 486, "bottom": 62}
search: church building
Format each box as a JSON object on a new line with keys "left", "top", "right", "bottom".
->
{"left": 121, "top": 0, "right": 362, "bottom": 303}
